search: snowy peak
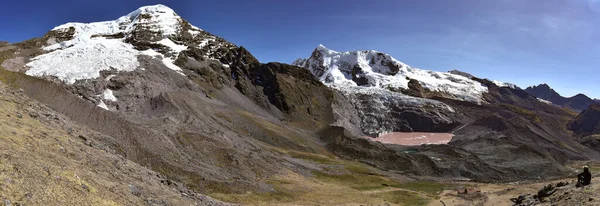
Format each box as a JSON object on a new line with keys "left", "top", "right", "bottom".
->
{"left": 46, "top": 4, "right": 197, "bottom": 49}
{"left": 125, "top": 4, "right": 178, "bottom": 20}
{"left": 24, "top": 4, "right": 236, "bottom": 84}
{"left": 296, "top": 45, "right": 409, "bottom": 82}
{"left": 316, "top": 44, "right": 329, "bottom": 51}
{"left": 492, "top": 80, "right": 520, "bottom": 90}
{"left": 293, "top": 45, "right": 488, "bottom": 103}
{"left": 119, "top": 4, "right": 202, "bottom": 36}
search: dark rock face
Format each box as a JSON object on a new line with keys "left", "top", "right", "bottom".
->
{"left": 181, "top": 45, "right": 334, "bottom": 127}
{"left": 448, "top": 70, "right": 475, "bottom": 79}
{"left": 249, "top": 62, "right": 333, "bottom": 127}
{"left": 41, "top": 27, "right": 76, "bottom": 45}
{"left": 568, "top": 104, "right": 600, "bottom": 137}
{"left": 525, "top": 84, "right": 596, "bottom": 111}
{"left": 379, "top": 53, "right": 401, "bottom": 75}
{"left": 347, "top": 89, "right": 459, "bottom": 136}
{"left": 304, "top": 49, "right": 328, "bottom": 78}
{"left": 351, "top": 65, "right": 369, "bottom": 86}
{"left": 401, "top": 78, "right": 425, "bottom": 97}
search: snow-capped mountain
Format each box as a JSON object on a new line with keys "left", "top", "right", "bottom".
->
{"left": 492, "top": 80, "right": 520, "bottom": 90}
{"left": 448, "top": 70, "right": 520, "bottom": 90}
{"left": 25, "top": 4, "right": 234, "bottom": 84}
{"left": 293, "top": 45, "right": 488, "bottom": 103}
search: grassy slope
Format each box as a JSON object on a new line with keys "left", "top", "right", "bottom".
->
{"left": 210, "top": 149, "right": 466, "bottom": 206}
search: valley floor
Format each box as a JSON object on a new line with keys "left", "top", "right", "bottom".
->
{"left": 1, "top": 77, "right": 599, "bottom": 206}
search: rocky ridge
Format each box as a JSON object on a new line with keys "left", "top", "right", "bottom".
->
{"left": 525, "top": 83, "right": 596, "bottom": 111}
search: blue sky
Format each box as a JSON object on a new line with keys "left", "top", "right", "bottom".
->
{"left": 1, "top": 0, "right": 600, "bottom": 98}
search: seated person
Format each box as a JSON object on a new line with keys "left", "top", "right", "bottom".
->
{"left": 576, "top": 165, "right": 592, "bottom": 187}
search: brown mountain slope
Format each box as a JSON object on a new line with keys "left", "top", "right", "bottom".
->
{"left": 0, "top": 80, "right": 227, "bottom": 205}
{"left": 569, "top": 104, "right": 600, "bottom": 137}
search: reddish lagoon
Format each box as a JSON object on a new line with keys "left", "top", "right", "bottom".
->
{"left": 367, "top": 132, "right": 453, "bottom": 146}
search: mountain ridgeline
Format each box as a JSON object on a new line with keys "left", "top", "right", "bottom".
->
{"left": 525, "top": 83, "right": 597, "bottom": 111}
{"left": 1, "top": 4, "right": 600, "bottom": 205}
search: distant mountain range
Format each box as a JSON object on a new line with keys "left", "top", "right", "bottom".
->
{"left": 524, "top": 83, "right": 596, "bottom": 111}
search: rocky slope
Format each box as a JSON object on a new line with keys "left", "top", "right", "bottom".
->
{"left": 525, "top": 83, "right": 596, "bottom": 111}
{"left": 569, "top": 104, "right": 600, "bottom": 137}
{"left": 509, "top": 163, "right": 600, "bottom": 206}
{"left": 432, "top": 163, "right": 600, "bottom": 206}
{"left": 0, "top": 79, "right": 228, "bottom": 205}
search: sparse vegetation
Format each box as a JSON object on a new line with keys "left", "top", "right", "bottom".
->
{"left": 211, "top": 169, "right": 435, "bottom": 205}
{"left": 500, "top": 104, "right": 542, "bottom": 122}
{"left": 313, "top": 171, "right": 399, "bottom": 191}
{"left": 343, "top": 161, "right": 374, "bottom": 174}
{"left": 370, "top": 190, "right": 430, "bottom": 206}
{"left": 237, "top": 109, "right": 327, "bottom": 152}
{"left": 287, "top": 150, "right": 337, "bottom": 164}
{"left": 394, "top": 181, "right": 457, "bottom": 196}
